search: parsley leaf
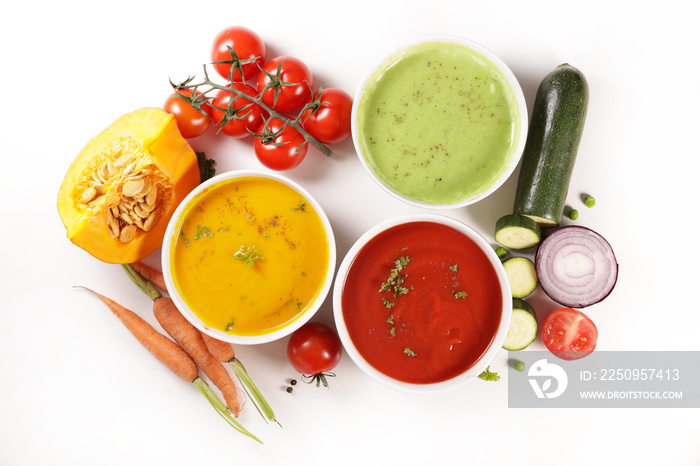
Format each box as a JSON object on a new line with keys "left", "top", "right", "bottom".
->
{"left": 233, "top": 245, "right": 264, "bottom": 266}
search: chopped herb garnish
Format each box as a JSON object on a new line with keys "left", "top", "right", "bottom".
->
{"left": 291, "top": 201, "right": 307, "bottom": 212}
{"left": 396, "top": 255, "right": 412, "bottom": 268}
{"left": 404, "top": 347, "right": 417, "bottom": 357}
{"left": 385, "top": 315, "right": 396, "bottom": 337}
{"left": 225, "top": 319, "right": 235, "bottom": 332}
{"left": 449, "top": 264, "right": 459, "bottom": 272}
{"left": 195, "top": 224, "right": 214, "bottom": 241}
{"left": 479, "top": 366, "right": 500, "bottom": 381}
{"left": 179, "top": 230, "right": 191, "bottom": 248}
{"left": 264, "top": 234, "right": 271, "bottom": 240}
{"left": 233, "top": 245, "right": 264, "bottom": 266}
{"left": 452, "top": 291, "right": 468, "bottom": 299}
{"left": 380, "top": 254, "right": 412, "bottom": 298}
{"left": 382, "top": 298, "right": 395, "bottom": 309}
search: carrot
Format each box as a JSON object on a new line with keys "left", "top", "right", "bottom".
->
{"left": 122, "top": 264, "right": 242, "bottom": 417}
{"left": 77, "top": 286, "right": 197, "bottom": 382}
{"left": 201, "top": 333, "right": 279, "bottom": 425}
{"left": 124, "top": 264, "right": 278, "bottom": 424}
{"left": 201, "top": 332, "right": 236, "bottom": 361}
{"left": 129, "top": 261, "right": 168, "bottom": 292}
{"left": 78, "top": 286, "right": 261, "bottom": 443}
{"left": 153, "top": 297, "right": 242, "bottom": 416}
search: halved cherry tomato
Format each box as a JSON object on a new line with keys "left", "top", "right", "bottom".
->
{"left": 300, "top": 88, "right": 353, "bottom": 145}
{"left": 211, "top": 26, "right": 266, "bottom": 82}
{"left": 210, "top": 82, "right": 266, "bottom": 138}
{"left": 287, "top": 322, "right": 342, "bottom": 387}
{"left": 163, "top": 89, "right": 212, "bottom": 139}
{"left": 254, "top": 118, "right": 308, "bottom": 170}
{"left": 541, "top": 307, "right": 598, "bottom": 361}
{"left": 256, "top": 56, "right": 313, "bottom": 112}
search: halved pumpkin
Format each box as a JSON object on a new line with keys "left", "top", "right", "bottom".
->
{"left": 58, "top": 107, "right": 200, "bottom": 264}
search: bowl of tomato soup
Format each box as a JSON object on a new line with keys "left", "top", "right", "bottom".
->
{"left": 333, "top": 214, "right": 511, "bottom": 393}
{"left": 162, "top": 170, "right": 336, "bottom": 345}
{"left": 352, "top": 36, "right": 527, "bottom": 208}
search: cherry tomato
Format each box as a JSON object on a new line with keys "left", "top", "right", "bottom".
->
{"left": 163, "top": 89, "right": 212, "bottom": 139}
{"left": 256, "top": 56, "right": 313, "bottom": 112}
{"left": 211, "top": 26, "right": 266, "bottom": 82}
{"left": 254, "top": 118, "right": 308, "bottom": 170}
{"left": 287, "top": 322, "right": 342, "bottom": 387}
{"left": 300, "top": 88, "right": 353, "bottom": 145}
{"left": 541, "top": 308, "right": 598, "bottom": 361}
{"left": 210, "top": 82, "right": 266, "bottom": 138}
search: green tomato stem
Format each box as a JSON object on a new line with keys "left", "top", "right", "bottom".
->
{"left": 174, "top": 67, "right": 332, "bottom": 157}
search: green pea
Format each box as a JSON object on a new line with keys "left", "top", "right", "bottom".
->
{"left": 514, "top": 361, "right": 526, "bottom": 372}
{"left": 495, "top": 247, "right": 507, "bottom": 259}
{"left": 568, "top": 209, "right": 579, "bottom": 220}
{"left": 584, "top": 195, "right": 596, "bottom": 208}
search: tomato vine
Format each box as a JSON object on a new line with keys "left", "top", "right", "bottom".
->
{"left": 170, "top": 49, "right": 332, "bottom": 157}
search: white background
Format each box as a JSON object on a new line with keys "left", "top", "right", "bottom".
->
{"left": 1, "top": 1, "right": 699, "bottom": 464}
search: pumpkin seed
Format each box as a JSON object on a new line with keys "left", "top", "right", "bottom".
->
{"left": 145, "top": 186, "right": 157, "bottom": 207}
{"left": 123, "top": 178, "right": 145, "bottom": 197}
{"left": 80, "top": 187, "right": 97, "bottom": 203}
{"left": 92, "top": 170, "right": 105, "bottom": 184}
{"left": 120, "top": 212, "right": 134, "bottom": 225}
{"left": 108, "top": 219, "right": 120, "bottom": 238}
{"left": 139, "top": 178, "right": 152, "bottom": 195}
{"left": 119, "top": 224, "right": 138, "bottom": 242}
{"left": 136, "top": 203, "right": 152, "bottom": 219}
{"left": 122, "top": 161, "right": 137, "bottom": 177}
{"left": 113, "top": 153, "right": 133, "bottom": 168}
{"left": 143, "top": 210, "right": 159, "bottom": 231}
{"left": 104, "top": 161, "right": 117, "bottom": 179}
{"left": 130, "top": 211, "right": 144, "bottom": 228}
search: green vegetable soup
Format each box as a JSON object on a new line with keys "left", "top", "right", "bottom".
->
{"left": 355, "top": 41, "right": 521, "bottom": 205}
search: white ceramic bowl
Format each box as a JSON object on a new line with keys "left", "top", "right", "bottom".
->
{"left": 332, "top": 213, "right": 512, "bottom": 394}
{"left": 162, "top": 170, "right": 336, "bottom": 345}
{"left": 351, "top": 36, "right": 528, "bottom": 209}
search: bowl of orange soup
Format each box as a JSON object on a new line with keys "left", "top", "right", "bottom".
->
{"left": 333, "top": 214, "right": 511, "bottom": 393}
{"left": 162, "top": 170, "right": 336, "bottom": 345}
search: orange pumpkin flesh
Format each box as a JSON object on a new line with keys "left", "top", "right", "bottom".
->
{"left": 57, "top": 108, "right": 201, "bottom": 264}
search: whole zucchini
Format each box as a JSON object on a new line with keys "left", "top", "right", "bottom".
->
{"left": 513, "top": 64, "right": 589, "bottom": 227}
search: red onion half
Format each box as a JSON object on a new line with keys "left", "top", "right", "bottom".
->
{"left": 535, "top": 226, "right": 618, "bottom": 308}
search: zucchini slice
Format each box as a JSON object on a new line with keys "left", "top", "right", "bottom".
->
{"left": 495, "top": 214, "right": 542, "bottom": 249}
{"left": 503, "top": 298, "right": 538, "bottom": 351}
{"left": 513, "top": 64, "right": 589, "bottom": 227}
{"left": 503, "top": 257, "right": 538, "bottom": 298}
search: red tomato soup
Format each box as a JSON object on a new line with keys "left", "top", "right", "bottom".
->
{"left": 341, "top": 222, "right": 503, "bottom": 384}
